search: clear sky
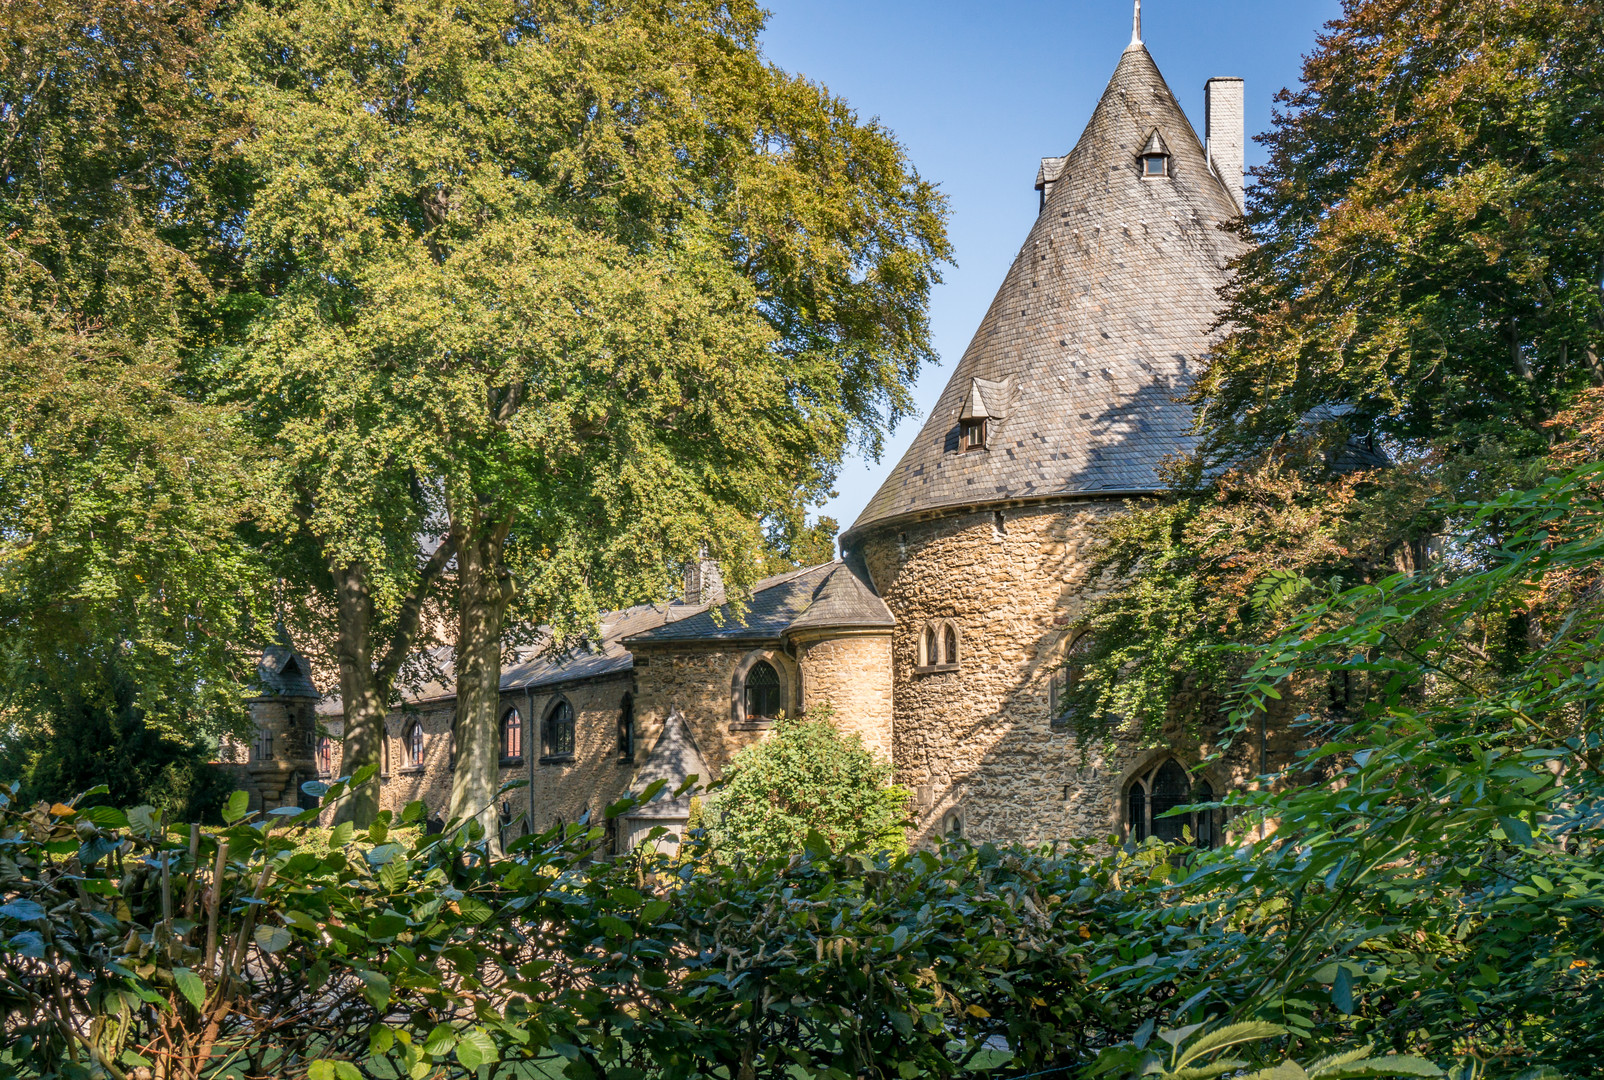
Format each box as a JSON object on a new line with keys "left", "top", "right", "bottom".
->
{"left": 755, "top": 0, "right": 1344, "bottom": 536}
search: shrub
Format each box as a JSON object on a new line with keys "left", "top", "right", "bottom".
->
{"left": 708, "top": 707, "right": 911, "bottom": 859}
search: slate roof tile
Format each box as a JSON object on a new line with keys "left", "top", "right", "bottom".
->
{"left": 845, "top": 48, "right": 1243, "bottom": 540}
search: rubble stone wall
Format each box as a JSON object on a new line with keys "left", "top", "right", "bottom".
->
{"left": 852, "top": 497, "right": 1302, "bottom": 848}
{"left": 793, "top": 631, "right": 895, "bottom": 760}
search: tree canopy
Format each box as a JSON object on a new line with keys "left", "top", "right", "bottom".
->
{"left": 211, "top": 0, "right": 949, "bottom": 837}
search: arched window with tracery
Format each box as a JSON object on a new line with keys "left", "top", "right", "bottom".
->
{"left": 943, "top": 623, "right": 959, "bottom": 666}
{"left": 922, "top": 624, "right": 939, "bottom": 667}
{"left": 543, "top": 698, "right": 575, "bottom": 761}
{"left": 316, "top": 736, "right": 333, "bottom": 777}
{"left": 403, "top": 721, "right": 425, "bottom": 769}
{"left": 500, "top": 707, "right": 524, "bottom": 762}
{"left": 743, "top": 660, "right": 783, "bottom": 721}
{"left": 1126, "top": 758, "right": 1221, "bottom": 848}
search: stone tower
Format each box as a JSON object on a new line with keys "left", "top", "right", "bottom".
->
{"left": 231, "top": 635, "right": 323, "bottom": 813}
{"left": 841, "top": 33, "right": 1248, "bottom": 846}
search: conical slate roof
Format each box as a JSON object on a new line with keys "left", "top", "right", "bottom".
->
{"left": 845, "top": 42, "right": 1244, "bottom": 540}
{"left": 251, "top": 632, "right": 320, "bottom": 700}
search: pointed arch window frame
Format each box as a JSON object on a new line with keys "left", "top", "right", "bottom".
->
{"left": 915, "top": 618, "right": 962, "bottom": 674}
{"left": 729, "top": 649, "right": 797, "bottom": 730}
{"left": 400, "top": 719, "right": 426, "bottom": 773}
{"left": 541, "top": 697, "right": 576, "bottom": 764}
{"left": 1123, "top": 756, "right": 1224, "bottom": 849}
{"left": 499, "top": 706, "right": 525, "bottom": 765}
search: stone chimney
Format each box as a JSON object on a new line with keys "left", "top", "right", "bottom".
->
{"left": 1205, "top": 76, "right": 1245, "bottom": 214}
{"left": 682, "top": 551, "right": 724, "bottom": 607}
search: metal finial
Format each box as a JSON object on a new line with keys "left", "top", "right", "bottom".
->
{"left": 1131, "top": 0, "right": 1142, "bottom": 46}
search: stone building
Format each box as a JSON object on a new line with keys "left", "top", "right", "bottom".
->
{"left": 229, "top": 19, "right": 1297, "bottom": 852}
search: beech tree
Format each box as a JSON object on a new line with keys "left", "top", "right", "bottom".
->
{"left": 0, "top": 0, "right": 264, "bottom": 744}
{"left": 217, "top": 0, "right": 948, "bottom": 840}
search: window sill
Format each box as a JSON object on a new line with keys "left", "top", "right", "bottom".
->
{"left": 539, "top": 754, "right": 575, "bottom": 766}
{"left": 397, "top": 766, "right": 425, "bottom": 776}
{"left": 499, "top": 757, "right": 524, "bottom": 768}
{"left": 913, "top": 664, "right": 960, "bottom": 675}
{"left": 730, "top": 719, "right": 776, "bottom": 731}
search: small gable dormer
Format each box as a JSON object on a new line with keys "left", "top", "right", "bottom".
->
{"left": 957, "top": 376, "right": 1015, "bottom": 452}
{"left": 1139, "top": 129, "right": 1171, "bottom": 178}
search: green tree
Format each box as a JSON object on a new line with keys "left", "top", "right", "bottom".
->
{"left": 215, "top": 0, "right": 949, "bottom": 842}
{"left": 710, "top": 710, "right": 910, "bottom": 859}
{"left": 1071, "top": 0, "right": 1604, "bottom": 740}
{"left": 0, "top": 659, "right": 234, "bottom": 822}
{"left": 0, "top": 0, "right": 265, "bottom": 739}
{"left": 1196, "top": 0, "right": 1604, "bottom": 466}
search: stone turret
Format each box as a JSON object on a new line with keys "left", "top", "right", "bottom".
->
{"left": 229, "top": 634, "right": 324, "bottom": 813}
{"left": 842, "top": 30, "right": 1250, "bottom": 845}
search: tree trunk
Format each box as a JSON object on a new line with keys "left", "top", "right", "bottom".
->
{"left": 331, "top": 563, "right": 385, "bottom": 828}
{"left": 447, "top": 508, "right": 514, "bottom": 853}
{"left": 330, "top": 539, "right": 456, "bottom": 829}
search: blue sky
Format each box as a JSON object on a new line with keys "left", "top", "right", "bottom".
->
{"left": 755, "top": 0, "right": 1344, "bottom": 534}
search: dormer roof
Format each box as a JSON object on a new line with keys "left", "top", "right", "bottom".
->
{"left": 844, "top": 43, "right": 1244, "bottom": 542}
{"left": 251, "top": 633, "right": 320, "bottom": 701}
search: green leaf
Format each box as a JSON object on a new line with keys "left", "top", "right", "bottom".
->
{"left": 456, "top": 1028, "right": 498, "bottom": 1069}
{"left": 173, "top": 967, "right": 206, "bottom": 1011}
{"left": 0, "top": 899, "right": 46, "bottom": 922}
{"left": 329, "top": 821, "right": 354, "bottom": 848}
{"left": 1176, "top": 1023, "right": 1289, "bottom": 1069}
{"left": 358, "top": 970, "right": 390, "bottom": 1012}
{"left": 254, "top": 925, "right": 292, "bottom": 953}
{"left": 379, "top": 857, "right": 410, "bottom": 892}
{"left": 1332, "top": 964, "right": 1355, "bottom": 1014}
{"left": 223, "top": 791, "right": 250, "bottom": 824}
{"left": 401, "top": 800, "right": 426, "bottom": 824}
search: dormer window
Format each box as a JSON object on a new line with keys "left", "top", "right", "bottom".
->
{"left": 1139, "top": 129, "right": 1171, "bottom": 179}
{"left": 956, "top": 376, "right": 1012, "bottom": 453}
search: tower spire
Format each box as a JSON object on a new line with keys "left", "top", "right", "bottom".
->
{"left": 1129, "top": 0, "right": 1142, "bottom": 48}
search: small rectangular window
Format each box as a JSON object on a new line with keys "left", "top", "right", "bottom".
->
{"left": 960, "top": 418, "right": 987, "bottom": 450}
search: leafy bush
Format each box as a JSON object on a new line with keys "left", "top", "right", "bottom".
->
{"left": 0, "top": 663, "right": 234, "bottom": 824}
{"left": 708, "top": 708, "right": 911, "bottom": 859}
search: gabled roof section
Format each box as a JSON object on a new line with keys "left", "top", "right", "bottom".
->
{"left": 625, "top": 559, "right": 893, "bottom": 645}
{"left": 623, "top": 563, "right": 834, "bottom": 645}
{"left": 624, "top": 709, "right": 712, "bottom": 819}
{"left": 845, "top": 43, "right": 1245, "bottom": 541}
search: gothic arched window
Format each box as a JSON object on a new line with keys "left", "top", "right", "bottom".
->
{"left": 403, "top": 721, "right": 425, "bottom": 769}
{"left": 743, "top": 661, "right": 783, "bottom": 721}
{"left": 316, "top": 736, "right": 333, "bottom": 777}
{"left": 543, "top": 699, "right": 575, "bottom": 761}
{"left": 618, "top": 694, "right": 635, "bottom": 762}
{"left": 500, "top": 707, "right": 524, "bottom": 763}
{"left": 1125, "top": 758, "right": 1222, "bottom": 848}
{"left": 917, "top": 620, "right": 961, "bottom": 672}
